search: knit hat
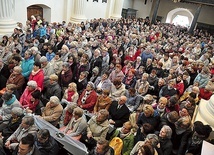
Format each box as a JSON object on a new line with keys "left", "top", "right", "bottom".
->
{"left": 87, "top": 82, "right": 95, "bottom": 89}
{"left": 194, "top": 121, "right": 212, "bottom": 138}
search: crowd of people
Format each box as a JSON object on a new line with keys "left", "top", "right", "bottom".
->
{"left": 0, "top": 15, "right": 214, "bottom": 155}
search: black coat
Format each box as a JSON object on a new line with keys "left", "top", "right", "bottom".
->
{"left": 35, "top": 136, "right": 59, "bottom": 155}
{"left": 108, "top": 101, "right": 130, "bottom": 128}
{"left": 156, "top": 137, "right": 173, "bottom": 155}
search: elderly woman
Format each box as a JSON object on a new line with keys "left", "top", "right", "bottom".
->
{"left": 93, "top": 89, "right": 112, "bottom": 113}
{"left": 24, "top": 90, "right": 44, "bottom": 115}
{"left": 109, "top": 78, "right": 126, "bottom": 101}
{"left": 62, "top": 104, "right": 77, "bottom": 126}
{"left": 29, "top": 61, "right": 44, "bottom": 90}
{"left": 122, "top": 69, "right": 137, "bottom": 89}
{"left": 5, "top": 115, "right": 38, "bottom": 151}
{"left": 21, "top": 50, "right": 34, "bottom": 79}
{"left": 137, "top": 104, "right": 160, "bottom": 129}
{"left": 109, "top": 64, "right": 125, "bottom": 82}
{"left": 0, "top": 93, "right": 21, "bottom": 131}
{"left": 19, "top": 80, "right": 41, "bottom": 110}
{"left": 75, "top": 53, "right": 90, "bottom": 82}
{"left": 59, "top": 62, "right": 73, "bottom": 92}
{"left": 61, "top": 82, "right": 79, "bottom": 108}
{"left": 77, "top": 71, "right": 88, "bottom": 95}
{"left": 135, "top": 73, "right": 149, "bottom": 96}
{"left": 41, "top": 96, "right": 63, "bottom": 127}
{"left": 43, "top": 74, "right": 62, "bottom": 104}
{"left": 78, "top": 82, "right": 97, "bottom": 113}
{"left": 194, "top": 67, "right": 210, "bottom": 88}
{"left": 131, "top": 134, "right": 159, "bottom": 155}
{"left": 156, "top": 125, "right": 173, "bottom": 155}
{"left": 172, "top": 116, "right": 192, "bottom": 155}
{"left": 31, "top": 46, "right": 41, "bottom": 62}
{"left": 6, "top": 66, "right": 25, "bottom": 99}
{"left": 2, "top": 107, "right": 24, "bottom": 142}
{"left": 81, "top": 109, "right": 109, "bottom": 150}
{"left": 94, "top": 71, "right": 112, "bottom": 93}
{"left": 152, "top": 97, "right": 168, "bottom": 118}
{"left": 60, "top": 107, "right": 87, "bottom": 140}
{"left": 50, "top": 52, "right": 63, "bottom": 75}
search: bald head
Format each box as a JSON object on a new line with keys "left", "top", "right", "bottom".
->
{"left": 118, "top": 96, "right": 127, "bottom": 105}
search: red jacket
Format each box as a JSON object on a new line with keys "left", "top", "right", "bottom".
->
{"left": 199, "top": 88, "right": 212, "bottom": 100}
{"left": 175, "top": 82, "right": 184, "bottom": 96}
{"left": 29, "top": 69, "right": 44, "bottom": 90}
{"left": 78, "top": 90, "right": 97, "bottom": 112}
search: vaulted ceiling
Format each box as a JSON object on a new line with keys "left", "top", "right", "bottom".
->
{"left": 181, "top": 0, "right": 214, "bottom": 6}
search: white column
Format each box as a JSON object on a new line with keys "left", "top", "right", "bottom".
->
{"left": 110, "top": 0, "right": 124, "bottom": 19}
{"left": 0, "top": 0, "right": 16, "bottom": 35}
{"left": 70, "top": 0, "right": 87, "bottom": 23}
{"left": 194, "top": 95, "right": 214, "bottom": 130}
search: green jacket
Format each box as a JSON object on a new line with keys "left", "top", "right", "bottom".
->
{"left": 111, "top": 129, "right": 135, "bottom": 155}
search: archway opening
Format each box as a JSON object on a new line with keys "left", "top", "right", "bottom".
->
{"left": 27, "top": 4, "right": 51, "bottom": 22}
{"left": 27, "top": 5, "right": 43, "bottom": 20}
{"left": 166, "top": 8, "right": 193, "bottom": 28}
{"left": 172, "top": 15, "right": 189, "bottom": 27}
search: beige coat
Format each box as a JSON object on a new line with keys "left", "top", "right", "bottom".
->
{"left": 87, "top": 116, "right": 109, "bottom": 141}
{"left": 42, "top": 102, "right": 63, "bottom": 126}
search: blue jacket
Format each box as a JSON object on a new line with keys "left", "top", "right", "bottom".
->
{"left": 21, "top": 56, "right": 34, "bottom": 79}
{"left": 46, "top": 52, "right": 55, "bottom": 62}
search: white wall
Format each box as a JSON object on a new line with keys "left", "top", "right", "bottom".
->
{"left": 85, "top": 0, "right": 108, "bottom": 20}
{"left": 14, "top": 0, "right": 65, "bottom": 24}
{"left": 13, "top": 0, "right": 214, "bottom": 26}
{"left": 133, "top": 0, "right": 153, "bottom": 18}
{"left": 123, "top": 0, "right": 133, "bottom": 8}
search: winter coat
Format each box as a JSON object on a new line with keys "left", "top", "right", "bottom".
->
{"left": 0, "top": 95, "right": 21, "bottom": 123}
{"left": 21, "top": 56, "right": 34, "bottom": 79}
{"left": 29, "top": 69, "right": 44, "bottom": 90}
{"left": 87, "top": 115, "right": 109, "bottom": 141}
{"left": 42, "top": 102, "right": 63, "bottom": 127}
{"left": 78, "top": 90, "right": 97, "bottom": 113}
{"left": 35, "top": 136, "right": 59, "bottom": 155}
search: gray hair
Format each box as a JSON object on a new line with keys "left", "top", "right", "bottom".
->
{"left": 11, "top": 107, "right": 24, "bottom": 117}
{"left": 22, "top": 115, "right": 34, "bottom": 126}
{"left": 40, "top": 56, "right": 48, "bottom": 63}
{"left": 50, "top": 96, "right": 60, "bottom": 104}
{"left": 146, "top": 134, "right": 159, "bottom": 146}
{"left": 13, "top": 66, "right": 22, "bottom": 74}
{"left": 27, "top": 80, "right": 37, "bottom": 88}
{"left": 162, "top": 125, "right": 172, "bottom": 139}
{"left": 31, "top": 47, "right": 38, "bottom": 53}
{"left": 62, "top": 62, "right": 70, "bottom": 68}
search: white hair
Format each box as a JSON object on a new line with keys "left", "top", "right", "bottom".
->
{"left": 27, "top": 80, "right": 37, "bottom": 88}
